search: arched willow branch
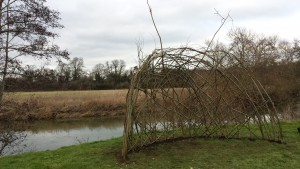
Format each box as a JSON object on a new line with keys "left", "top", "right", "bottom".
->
{"left": 122, "top": 47, "right": 283, "bottom": 159}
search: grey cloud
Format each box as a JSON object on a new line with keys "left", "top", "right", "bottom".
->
{"left": 232, "top": 2, "right": 300, "bottom": 20}
{"left": 44, "top": 0, "right": 300, "bottom": 70}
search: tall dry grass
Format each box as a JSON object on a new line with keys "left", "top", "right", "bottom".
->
{"left": 1, "top": 90, "right": 128, "bottom": 120}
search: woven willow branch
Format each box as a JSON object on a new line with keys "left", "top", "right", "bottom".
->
{"left": 122, "top": 47, "right": 283, "bottom": 159}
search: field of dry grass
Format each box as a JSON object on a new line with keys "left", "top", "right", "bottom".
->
{"left": 1, "top": 90, "right": 128, "bottom": 120}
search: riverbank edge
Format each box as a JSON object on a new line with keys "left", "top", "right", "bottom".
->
{"left": 0, "top": 101, "right": 126, "bottom": 121}
{"left": 0, "top": 90, "right": 128, "bottom": 121}
{"left": 0, "top": 121, "right": 299, "bottom": 169}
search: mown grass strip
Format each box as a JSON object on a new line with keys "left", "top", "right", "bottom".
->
{"left": 0, "top": 121, "right": 299, "bottom": 169}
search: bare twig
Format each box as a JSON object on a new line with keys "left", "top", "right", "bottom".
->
{"left": 136, "top": 38, "right": 145, "bottom": 67}
{"left": 146, "top": 0, "right": 164, "bottom": 68}
{"left": 123, "top": 3, "right": 281, "bottom": 160}
{"left": 147, "top": 0, "right": 163, "bottom": 52}
{"left": 206, "top": 9, "right": 232, "bottom": 52}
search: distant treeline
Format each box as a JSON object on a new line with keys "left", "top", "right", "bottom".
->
{"left": 5, "top": 58, "right": 133, "bottom": 91}
{"left": 4, "top": 27, "right": 300, "bottom": 107}
{"left": 249, "top": 62, "right": 300, "bottom": 108}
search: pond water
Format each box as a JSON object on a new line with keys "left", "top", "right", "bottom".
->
{"left": 3, "top": 117, "right": 124, "bottom": 156}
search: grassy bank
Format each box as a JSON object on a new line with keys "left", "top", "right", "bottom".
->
{"left": 0, "top": 121, "right": 299, "bottom": 169}
{"left": 0, "top": 90, "right": 128, "bottom": 120}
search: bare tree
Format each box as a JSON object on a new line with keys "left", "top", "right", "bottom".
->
{"left": 0, "top": 0, "right": 68, "bottom": 156}
{"left": 111, "top": 59, "right": 120, "bottom": 75}
{"left": 92, "top": 63, "right": 105, "bottom": 81}
{"left": 0, "top": 0, "right": 69, "bottom": 102}
{"left": 228, "top": 28, "right": 278, "bottom": 66}
{"left": 278, "top": 40, "right": 300, "bottom": 64}
{"left": 100, "top": 59, "right": 127, "bottom": 88}
{"left": 110, "top": 59, "right": 126, "bottom": 76}
{"left": 110, "top": 59, "right": 126, "bottom": 77}
{"left": 104, "top": 61, "right": 112, "bottom": 75}
{"left": 228, "top": 28, "right": 256, "bottom": 65}
{"left": 69, "top": 57, "right": 84, "bottom": 81}
{"left": 56, "top": 61, "right": 71, "bottom": 84}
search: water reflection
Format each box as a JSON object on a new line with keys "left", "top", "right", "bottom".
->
{"left": 29, "top": 117, "right": 123, "bottom": 133}
{"left": 4, "top": 117, "right": 124, "bottom": 155}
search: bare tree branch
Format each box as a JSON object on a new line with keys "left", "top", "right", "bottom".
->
{"left": 206, "top": 9, "right": 232, "bottom": 52}
{"left": 146, "top": 0, "right": 164, "bottom": 69}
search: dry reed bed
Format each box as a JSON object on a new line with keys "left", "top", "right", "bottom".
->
{"left": 1, "top": 90, "right": 128, "bottom": 120}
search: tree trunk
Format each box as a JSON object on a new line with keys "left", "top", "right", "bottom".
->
{"left": 0, "top": 0, "right": 4, "bottom": 103}
{"left": 0, "top": 0, "right": 9, "bottom": 103}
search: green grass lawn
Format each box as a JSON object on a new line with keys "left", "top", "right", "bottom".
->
{"left": 0, "top": 121, "right": 299, "bottom": 169}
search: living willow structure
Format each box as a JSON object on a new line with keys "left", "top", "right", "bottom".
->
{"left": 122, "top": 47, "right": 283, "bottom": 158}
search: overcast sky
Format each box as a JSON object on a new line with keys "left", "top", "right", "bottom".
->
{"left": 37, "top": 0, "right": 300, "bottom": 70}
